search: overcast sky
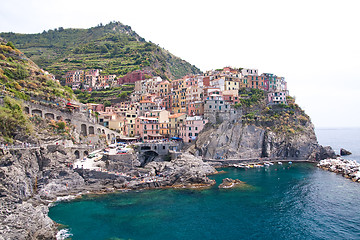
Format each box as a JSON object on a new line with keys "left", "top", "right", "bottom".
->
{"left": 1, "top": 0, "right": 359, "bottom": 128}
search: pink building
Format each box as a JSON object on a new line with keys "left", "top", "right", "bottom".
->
{"left": 222, "top": 93, "right": 240, "bottom": 104}
{"left": 179, "top": 116, "right": 208, "bottom": 142}
{"left": 87, "top": 103, "right": 104, "bottom": 112}
{"left": 118, "top": 70, "right": 152, "bottom": 85}
{"left": 187, "top": 101, "right": 204, "bottom": 116}
{"left": 135, "top": 116, "right": 162, "bottom": 141}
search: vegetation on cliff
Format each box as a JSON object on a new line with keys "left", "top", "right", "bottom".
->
{"left": 234, "top": 88, "right": 311, "bottom": 135}
{"left": 0, "top": 38, "right": 74, "bottom": 102}
{"left": 0, "top": 21, "right": 201, "bottom": 81}
{"left": 0, "top": 96, "right": 32, "bottom": 143}
{"left": 0, "top": 38, "right": 77, "bottom": 143}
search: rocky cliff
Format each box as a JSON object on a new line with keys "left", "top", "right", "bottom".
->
{"left": 0, "top": 145, "right": 83, "bottom": 240}
{"left": 192, "top": 122, "right": 326, "bottom": 160}
{"left": 191, "top": 90, "right": 335, "bottom": 161}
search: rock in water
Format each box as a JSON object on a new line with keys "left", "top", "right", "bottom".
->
{"left": 340, "top": 148, "right": 352, "bottom": 156}
{"left": 218, "top": 178, "right": 244, "bottom": 189}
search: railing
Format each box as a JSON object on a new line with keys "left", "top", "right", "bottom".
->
{"left": 0, "top": 143, "right": 40, "bottom": 150}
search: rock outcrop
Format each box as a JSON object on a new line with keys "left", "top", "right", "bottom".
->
{"left": 218, "top": 178, "right": 244, "bottom": 189}
{"left": 192, "top": 121, "right": 335, "bottom": 161}
{"left": 340, "top": 148, "right": 352, "bottom": 156}
{"left": 0, "top": 146, "right": 85, "bottom": 240}
{"left": 138, "top": 152, "right": 216, "bottom": 188}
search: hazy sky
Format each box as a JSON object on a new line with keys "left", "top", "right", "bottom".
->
{"left": 1, "top": 0, "right": 359, "bottom": 128}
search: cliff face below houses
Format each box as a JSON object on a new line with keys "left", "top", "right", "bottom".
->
{"left": 192, "top": 121, "right": 331, "bottom": 161}
{"left": 190, "top": 92, "right": 335, "bottom": 162}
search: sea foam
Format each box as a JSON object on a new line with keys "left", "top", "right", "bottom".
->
{"left": 56, "top": 228, "right": 73, "bottom": 240}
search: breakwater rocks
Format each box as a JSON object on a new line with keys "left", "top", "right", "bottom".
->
{"left": 318, "top": 158, "right": 360, "bottom": 182}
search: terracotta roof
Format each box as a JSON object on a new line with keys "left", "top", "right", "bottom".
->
{"left": 169, "top": 113, "right": 186, "bottom": 119}
{"left": 140, "top": 100, "right": 155, "bottom": 104}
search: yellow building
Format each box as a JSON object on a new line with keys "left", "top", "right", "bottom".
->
{"left": 125, "top": 111, "right": 137, "bottom": 136}
{"left": 224, "top": 78, "right": 241, "bottom": 91}
{"left": 168, "top": 113, "right": 186, "bottom": 137}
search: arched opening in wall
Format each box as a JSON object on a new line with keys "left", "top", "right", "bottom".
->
{"left": 24, "top": 107, "right": 30, "bottom": 114}
{"left": 89, "top": 126, "right": 95, "bottom": 135}
{"left": 32, "top": 109, "right": 43, "bottom": 117}
{"left": 141, "top": 151, "right": 159, "bottom": 167}
{"left": 65, "top": 119, "right": 71, "bottom": 123}
{"left": 56, "top": 116, "right": 63, "bottom": 121}
{"left": 97, "top": 128, "right": 101, "bottom": 134}
{"left": 44, "top": 113, "right": 55, "bottom": 120}
{"left": 74, "top": 150, "right": 80, "bottom": 159}
{"left": 81, "top": 124, "right": 87, "bottom": 136}
{"left": 140, "top": 146, "right": 151, "bottom": 151}
{"left": 84, "top": 151, "right": 89, "bottom": 157}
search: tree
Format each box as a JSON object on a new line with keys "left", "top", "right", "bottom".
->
{"left": 103, "top": 100, "right": 111, "bottom": 107}
{"left": 6, "top": 41, "right": 16, "bottom": 49}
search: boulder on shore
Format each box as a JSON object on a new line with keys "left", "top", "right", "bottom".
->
{"left": 340, "top": 148, "right": 352, "bottom": 156}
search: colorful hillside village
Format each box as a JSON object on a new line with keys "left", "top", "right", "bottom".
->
{"left": 65, "top": 67, "right": 289, "bottom": 143}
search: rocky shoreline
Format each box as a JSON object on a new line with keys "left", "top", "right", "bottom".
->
{"left": 0, "top": 141, "right": 336, "bottom": 240}
{"left": 317, "top": 158, "right": 360, "bottom": 182}
{"left": 0, "top": 146, "right": 217, "bottom": 240}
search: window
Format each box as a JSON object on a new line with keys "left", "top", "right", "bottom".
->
{"left": 189, "top": 133, "right": 192, "bottom": 136}
{"left": 195, "top": 127, "right": 198, "bottom": 130}
{"left": 189, "top": 127, "right": 191, "bottom": 131}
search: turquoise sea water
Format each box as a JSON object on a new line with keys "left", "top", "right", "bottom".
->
{"left": 49, "top": 128, "right": 360, "bottom": 240}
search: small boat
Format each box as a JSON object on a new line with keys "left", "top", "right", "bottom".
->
{"left": 289, "top": 161, "right": 293, "bottom": 164}
{"left": 278, "top": 162, "right": 283, "bottom": 165}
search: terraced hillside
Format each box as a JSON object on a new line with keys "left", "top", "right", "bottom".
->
{"left": 0, "top": 21, "right": 201, "bottom": 81}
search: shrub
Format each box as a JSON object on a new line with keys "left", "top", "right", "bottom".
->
{"left": 0, "top": 44, "right": 13, "bottom": 53}
{"left": 6, "top": 41, "right": 16, "bottom": 49}
{"left": 298, "top": 115, "right": 308, "bottom": 125}
{"left": 14, "top": 82, "right": 22, "bottom": 90}
{"left": 0, "top": 96, "right": 32, "bottom": 140}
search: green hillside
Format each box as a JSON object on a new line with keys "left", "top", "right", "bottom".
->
{"left": 0, "top": 38, "right": 74, "bottom": 102}
{"left": 0, "top": 21, "right": 201, "bottom": 81}
{"left": 0, "top": 38, "right": 75, "bottom": 142}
